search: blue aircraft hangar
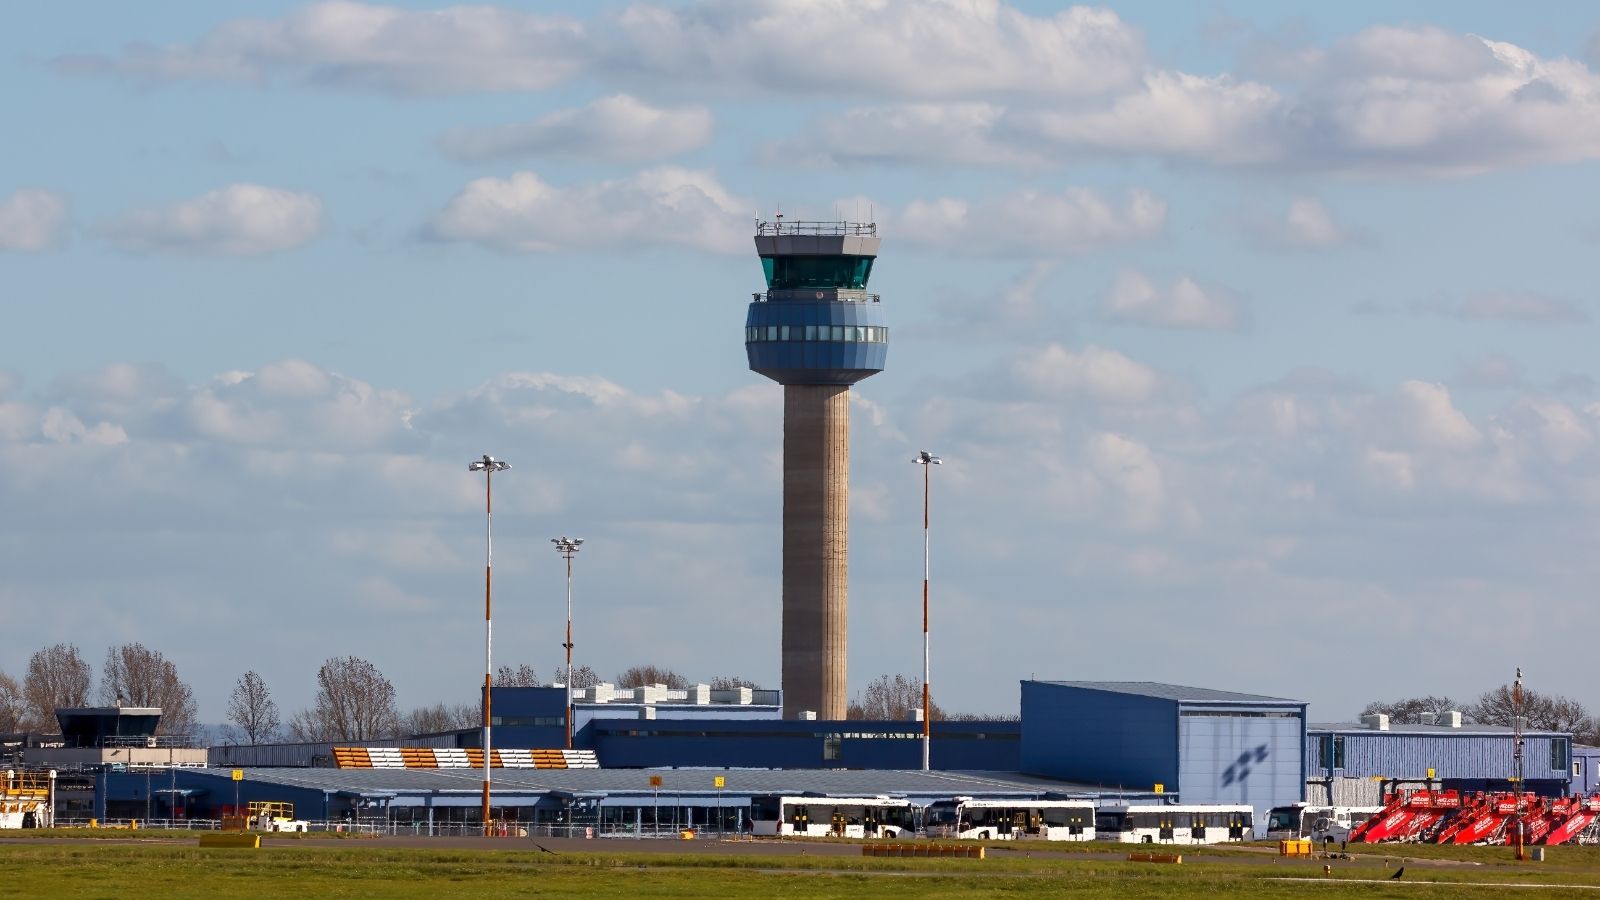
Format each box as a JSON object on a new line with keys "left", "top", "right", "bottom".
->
{"left": 100, "top": 681, "right": 1316, "bottom": 834}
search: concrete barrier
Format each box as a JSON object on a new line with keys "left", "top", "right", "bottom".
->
{"left": 1127, "top": 852, "right": 1182, "bottom": 864}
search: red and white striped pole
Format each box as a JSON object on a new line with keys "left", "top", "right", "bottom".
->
{"left": 469, "top": 455, "right": 510, "bottom": 836}
{"left": 915, "top": 451, "right": 941, "bottom": 771}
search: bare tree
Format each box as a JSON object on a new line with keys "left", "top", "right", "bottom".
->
{"left": 846, "top": 673, "right": 946, "bottom": 721}
{"left": 707, "top": 675, "right": 760, "bottom": 691}
{"left": 99, "top": 643, "right": 200, "bottom": 736}
{"left": 1468, "top": 684, "right": 1594, "bottom": 734}
{"left": 496, "top": 664, "right": 542, "bottom": 687}
{"left": 1359, "top": 695, "right": 1463, "bottom": 725}
{"left": 226, "top": 671, "right": 281, "bottom": 745}
{"left": 403, "top": 702, "right": 479, "bottom": 735}
{"left": 615, "top": 665, "right": 689, "bottom": 689}
{"left": 0, "top": 671, "right": 25, "bottom": 733}
{"left": 288, "top": 657, "right": 400, "bottom": 742}
{"left": 554, "top": 665, "right": 601, "bottom": 689}
{"left": 22, "top": 643, "right": 92, "bottom": 731}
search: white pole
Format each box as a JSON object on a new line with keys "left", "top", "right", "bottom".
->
{"left": 482, "top": 466, "right": 493, "bottom": 836}
{"left": 922, "top": 458, "right": 931, "bottom": 771}
{"left": 565, "top": 551, "right": 574, "bottom": 750}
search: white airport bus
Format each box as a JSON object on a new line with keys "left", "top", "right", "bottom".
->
{"left": 1265, "top": 804, "right": 1382, "bottom": 844}
{"left": 749, "top": 795, "right": 915, "bottom": 839}
{"left": 924, "top": 798, "right": 1097, "bottom": 841}
{"left": 1096, "top": 804, "right": 1253, "bottom": 844}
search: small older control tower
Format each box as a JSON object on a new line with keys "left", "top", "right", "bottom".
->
{"left": 745, "top": 220, "right": 887, "bottom": 719}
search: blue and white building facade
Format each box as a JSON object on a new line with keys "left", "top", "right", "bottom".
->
{"left": 1307, "top": 714, "right": 1577, "bottom": 806}
{"left": 1019, "top": 681, "right": 1307, "bottom": 834}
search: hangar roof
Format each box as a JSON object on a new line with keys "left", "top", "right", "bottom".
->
{"left": 1034, "top": 681, "right": 1303, "bottom": 705}
{"left": 1309, "top": 721, "right": 1568, "bottom": 737}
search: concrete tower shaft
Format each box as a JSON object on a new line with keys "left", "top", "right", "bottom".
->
{"left": 782, "top": 384, "right": 851, "bottom": 720}
{"left": 745, "top": 221, "right": 886, "bottom": 720}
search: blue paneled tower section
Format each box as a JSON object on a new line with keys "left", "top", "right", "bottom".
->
{"left": 745, "top": 223, "right": 887, "bottom": 385}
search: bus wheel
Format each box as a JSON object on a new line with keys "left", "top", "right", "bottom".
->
{"left": 980, "top": 831, "right": 990, "bottom": 841}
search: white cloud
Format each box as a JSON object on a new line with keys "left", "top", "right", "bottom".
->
{"left": 0, "top": 189, "right": 69, "bottom": 252}
{"left": 1011, "top": 344, "right": 1163, "bottom": 403}
{"left": 892, "top": 186, "right": 1165, "bottom": 257}
{"left": 98, "top": 184, "right": 322, "bottom": 256}
{"left": 1085, "top": 432, "right": 1167, "bottom": 529}
{"left": 423, "top": 167, "right": 749, "bottom": 254}
{"left": 61, "top": 1, "right": 1144, "bottom": 99}
{"left": 765, "top": 26, "right": 1600, "bottom": 176}
{"left": 1244, "top": 197, "right": 1353, "bottom": 250}
{"left": 439, "top": 94, "right": 713, "bottom": 163}
{"left": 761, "top": 103, "right": 1044, "bottom": 168}
{"left": 1103, "top": 270, "right": 1243, "bottom": 331}
{"left": 605, "top": 0, "right": 1145, "bottom": 98}
{"left": 1394, "top": 380, "right": 1482, "bottom": 451}
{"left": 57, "top": 1, "right": 586, "bottom": 94}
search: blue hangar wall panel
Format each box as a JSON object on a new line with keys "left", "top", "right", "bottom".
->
{"left": 1308, "top": 731, "right": 1573, "bottom": 784}
{"left": 592, "top": 719, "right": 1020, "bottom": 770}
{"left": 1574, "top": 746, "right": 1600, "bottom": 795}
{"left": 1177, "top": 712, "right": 1304, "bottom": 810}
{"left": 1019, "top": 682, "right": 1178, "bottom": 789}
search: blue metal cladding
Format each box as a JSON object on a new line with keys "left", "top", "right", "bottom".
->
{"left": 1574, "top": 746, "right": 1600, "bottom": 794}
{"left": 1019, "top": 681, "right": 1179, "bottom": 789}
{"left": 746, "top": 300, "right": 888, "bottom": 385}
{"left": 1307, "top": 729, "right": 1574, "bottom": 783}
{"left": 105, "top": 768, "right": 344, "bottom": 821}
{"left": 591, "top": 718, "right": 1020, "bottom": 770}
{"left": 1177, "top": 713, "right": 1305, "bottom": 811}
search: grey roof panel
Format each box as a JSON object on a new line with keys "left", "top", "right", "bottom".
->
{"left": 1309, "top": 721, "right": 1568, "bottom": 737}
{"left": 1035, "top": 681, "right": 1303, "bottom": 705}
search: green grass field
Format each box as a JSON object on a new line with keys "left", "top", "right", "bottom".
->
{"left": 5, "top": 838, "right": 1600, "bottom": 898}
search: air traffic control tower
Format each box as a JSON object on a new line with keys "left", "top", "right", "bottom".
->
{"left": 745, "top": 220, "right": 887, "bottom": 720}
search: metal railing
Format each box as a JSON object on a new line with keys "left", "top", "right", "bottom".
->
{"left": 752, "top": 292, "right": 879, "bottom": 304}
{"left": 101, "top": 735, "right": 198, "bottom": 749}
{"left": 755, "top": 220, "right": 875, "bottom": 237}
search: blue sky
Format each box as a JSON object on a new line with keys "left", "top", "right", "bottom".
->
{"left": 6, "top": 1, "right": 1600, "bottom": 728}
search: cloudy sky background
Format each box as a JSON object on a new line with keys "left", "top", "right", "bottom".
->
{"left": 7, "top": 0, "right": 1600, "bottom": 726}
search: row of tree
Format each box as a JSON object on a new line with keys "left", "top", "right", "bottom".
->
{"left": 3, "top": 641, "right": 1011, "bottom": 744}
{"left": 1361, "top": 685, "right": 1600, "bottom": 743}
{"left": 0, "top": 643, "right": 199, "bottom": 736}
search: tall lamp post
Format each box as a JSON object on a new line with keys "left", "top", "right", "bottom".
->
{"left": 469, "top": 454, "right": 510, "bottom": 836}
{"left": 913, "top": 450, "right": 942, "bottom": 771}
{"left": 552, "top": 536, "right": 584, "bottom": 750}
{"left": 1513, "top": 666, "right": 1526, "bottom": 862}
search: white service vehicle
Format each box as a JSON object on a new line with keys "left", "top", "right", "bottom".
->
{"left": 749, "top": 795, "right": 914, "bottom": 839}
{"left": 1096, "top": 804, "right": 1253, "bottom": 844}
{"left": 924, "top": 797, "right": 1096, "bottom": 841}
{"left": 1265, "top": 804, "right": 1381, "bottom": 844}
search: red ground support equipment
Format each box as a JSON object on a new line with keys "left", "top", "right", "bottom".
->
{"left": 1543, "top": 796, "right": 1600, "bottom": 845}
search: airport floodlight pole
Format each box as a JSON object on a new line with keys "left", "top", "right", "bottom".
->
{"left": 468, "top": 454, "right": 510, "bottom": 836}
{"left": 1514, "top": 666, "right": 1525, "bottom": 862}
{"left": 914, "top": 450, "right": 942, "bottom": 771}
{"left": 552, "top": 536, "right": 584, "bottom": 750}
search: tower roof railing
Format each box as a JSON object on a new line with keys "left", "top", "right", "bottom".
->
{"left": 755, "top": 220, "right": 877, "bottom": 237}
{"left": 753, "top": 292, "right": 879, "bottom": 303}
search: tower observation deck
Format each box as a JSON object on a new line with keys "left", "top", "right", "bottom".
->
{"left": 745, "top": 220, "right": 887, "bottom": 720}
